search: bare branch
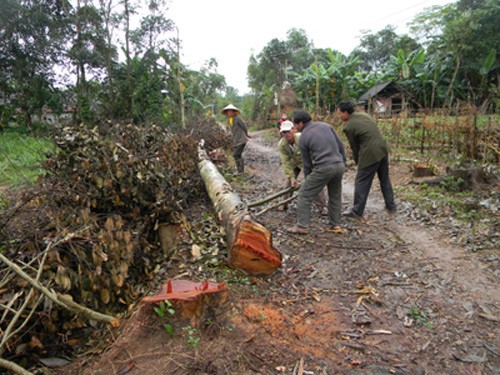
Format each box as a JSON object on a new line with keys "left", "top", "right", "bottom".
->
{"left": 0, "top": 357, "right": 33, "bottom": 375}
{"left": 254, "top": 194, "right": 297, "bottom": 217}
{"left": 0, "top": 249, "right": 48, "bottom": 354}
{"left": 0, "top": 252, "right": 119, "bottom": 327}
{"left": 247, "top": 185, "right": 300, "bottom": 208}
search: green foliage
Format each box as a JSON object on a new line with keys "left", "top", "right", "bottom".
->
{"left": 480, "top": 49, "right": 496, "bottom": 76}
{"left": 154, "top": 300, "right": 176, "bottom": 335}
{"left": 408, "top": 306, "right": 433, "bottom": 329}
{"left": 291, "top": 49, "right": 366, "bottom": 111}
{"left": 218, "top": 268, "right": 251, "bottom": 286}
{"left": 182, "top": 326, "right": 201, "bottom": 349}
{"left": 182, "top": 59, "right": 226, "bottom": 121}
{"left": 0, "top": 105, "right": 16, "bottom": 130}
{"left": 409, "top": 0, "right": 499, "bottom": 109}
{"left": 440, "top": 175, "right": 465, "bottom": 191}
{"left": 0, "top": 0, "right": 70, "bottom": 125}
{"left": 353, "top": 25, "right": 421, "bottom": 72}
{"left": 247, "top": 28, "right": 315, "bottom": 118}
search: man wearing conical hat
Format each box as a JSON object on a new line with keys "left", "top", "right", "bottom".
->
{"left": 221, "top": 104, "right": 251, "bottom": 174}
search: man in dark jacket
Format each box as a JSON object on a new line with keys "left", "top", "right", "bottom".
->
{"left": 287, "top": 110, "right": 346, "bottom": 234}
{"left": 222, "top": 104, "right": 251, "bottom": 174}
{"left": 338, "top": 101, "right": 396, "bottom": 217}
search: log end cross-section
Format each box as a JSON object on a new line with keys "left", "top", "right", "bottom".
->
{"left": 229, "top": 218, "right": 282, "bottom": 276}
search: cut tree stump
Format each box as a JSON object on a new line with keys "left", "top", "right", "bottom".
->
{"left": 198, "top": 147, "right": 282, "bottom": 275}
{"left": 142, "top": 280, "right": 230, "bottom": 328}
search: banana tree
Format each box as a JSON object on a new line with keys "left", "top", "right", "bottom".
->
{"left": 291, "top": 49, "right": 364, "bottom": 113}
{"left": 388, "top": 48, "right": 426, "bottom": 80}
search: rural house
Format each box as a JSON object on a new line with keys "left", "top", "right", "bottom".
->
{"left": 358, "top": 80, "right": 419, "bottom": 116}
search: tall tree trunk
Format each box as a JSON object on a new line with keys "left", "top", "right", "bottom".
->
{"left": 445, "top": 53, "right": 461, "bottom": 111}
{"left": 315, "top": 55, "right": 319, "bottom": 115}
{"left": 122, "top": 0, "right": 133, "bottom": 122}
{"left": 175, "top": 27, "right": 185, "bottom": 128}
{"left": 430, "top": 69, "right": 437, "bottom": 110}
{"left": 100, "top": 0, "right": 116, "bottom": 117}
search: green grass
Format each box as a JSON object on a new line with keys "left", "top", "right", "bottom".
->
{"left": 0, "top": 130, "right": 54, "bottom": 187}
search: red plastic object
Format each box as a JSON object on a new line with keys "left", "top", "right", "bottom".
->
{"left": 141, "top": 280, "right": 227, "bottom": 303}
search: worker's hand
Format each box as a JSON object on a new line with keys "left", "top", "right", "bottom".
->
{"left": 291, "top": 180, "right": 298, "bottom": 188}
{"left": 247, "top": 134, "right": 252, "bottom": 139}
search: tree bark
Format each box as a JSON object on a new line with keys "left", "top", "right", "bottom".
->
{"left": 198, "top": 147, "right": 281, "bottom": 275}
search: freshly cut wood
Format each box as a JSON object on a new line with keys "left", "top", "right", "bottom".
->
{"left": 142, "top": 280, "right": 227, "bottom": 303}
{"left": 198, "top": 147, "right": 282, "bottom": 275}
{"left": 142, "top": 280, "right": 230, "bottom": 327}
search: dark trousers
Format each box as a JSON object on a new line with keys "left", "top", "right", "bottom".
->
{"left": 233, "top": 143, "right": 246, "bottom": 161}
{"left": 284, "top": 167, "right": 327, "bottom": 209}
{"left": 233, "top": 143, "right": 246, "bottom": 172}
{"left": 352, "top": 156, "right": 396, "bottom": 216}
{"left": 297, "top": 163, "right": 344, "bottom": 227}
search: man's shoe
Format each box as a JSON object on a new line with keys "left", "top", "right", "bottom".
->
{"left": 342, "top": 210, "right": 362, "bottom": 219}
{"left": 328, "top": 225, "right": 348, "bottom": 234}
{"left": 386, "top": 208, "right": 396, "bottom": 216}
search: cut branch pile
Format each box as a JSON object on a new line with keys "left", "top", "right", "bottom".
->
{"left": 0, "top": 120, "right": 232, "bottom": 370}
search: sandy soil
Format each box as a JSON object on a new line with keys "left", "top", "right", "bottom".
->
{"left": 57, "top": 129, "right": 499, "bottom": 375}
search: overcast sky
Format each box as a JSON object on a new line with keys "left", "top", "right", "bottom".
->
{"left": 167, "top": 0, "right": 452, "bottom": 94}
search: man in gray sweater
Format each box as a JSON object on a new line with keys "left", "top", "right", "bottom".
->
{"left": 287, "top": 110, "right": 346, "bottom": 234}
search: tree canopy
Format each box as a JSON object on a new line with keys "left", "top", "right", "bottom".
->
{"left": 0, "top": 0, "right": 497, "bottom": 129}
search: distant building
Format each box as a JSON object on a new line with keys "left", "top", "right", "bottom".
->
{"left": 358, "top": 80, "right": 420, "bottom": 116}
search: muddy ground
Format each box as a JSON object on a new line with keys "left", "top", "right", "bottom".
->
{"left": 58, "top": 129, "right": 499, "bottom": 375}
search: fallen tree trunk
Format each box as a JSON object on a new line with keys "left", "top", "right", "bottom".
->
{"left": 198, "top": 147, "right": 281, "bottom": 275}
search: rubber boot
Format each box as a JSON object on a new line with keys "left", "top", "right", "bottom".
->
{"left": 237, "top": 159, "right": 244, "bottom": 174}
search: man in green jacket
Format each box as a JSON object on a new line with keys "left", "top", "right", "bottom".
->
{"left": 338, "top": 101, "right": 396, "bottom": 218}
